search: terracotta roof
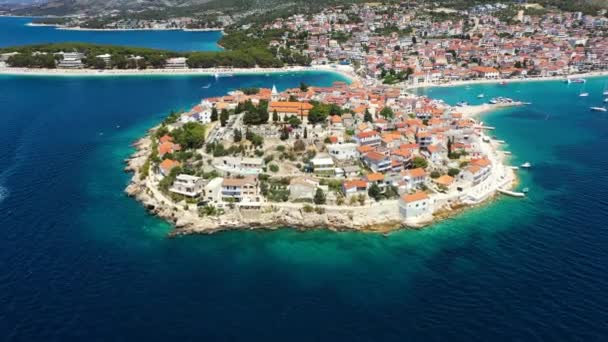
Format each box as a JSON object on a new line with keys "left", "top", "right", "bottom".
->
{"left": 222, "top": 176, "right": 257, "bottom": 187}
{"left": 343, "top": 179, "right": 368, "bottom": 189}
{"left": 406, "top": 167, "right": 426, "bottom": 178}
{"left": 434, "top": 175, "right": 454, "bottom": 186}
{"left": 366, "top": 173, "right": 385, "bottom": 182}
{"left": 159, "top": 159, "right": 180, "bottom": 173}
{"left": 401, "top": 191, "right": 429, "bottom": 203}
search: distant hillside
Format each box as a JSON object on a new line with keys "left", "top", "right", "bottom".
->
{"left": 8, "top": 0, "right": 608, "bottom": 17}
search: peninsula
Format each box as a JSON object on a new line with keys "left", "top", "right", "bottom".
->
{"left": 125, "top": 80, "right": 523, "bottom": 235}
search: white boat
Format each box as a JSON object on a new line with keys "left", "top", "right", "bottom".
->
{"left": 590, "top": 106, "right": 607, "bottom": 112}
{"left": 477, "top": 94, "right": 485, "bottom": 98}
{"left": 456, "top": 101, "right": 469, "bottom": 106}
{"left": 214, "top": 73, "right": 219, "bottom": 79}
{"left": 522, "top": 187, "right": 530, "bottom": 193}
{"left": 579, "top": 92, "right": 589, "bottom": 97}
{"left": 566, "top": 78, "right": 586, "bottom": 84}
{"left": 498, "top": 188, "right": 526, "bottom": 198}
{"left": 521, "top": 162, "right": 531, "bottom": 168}
{"left": 201, "top": 83, "right": 211, "bottom": 89}
{"left": 604, "top": 98, "right": 608, "bottom": 103}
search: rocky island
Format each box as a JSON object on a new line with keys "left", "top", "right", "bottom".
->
{"left": 125, "top": 80, "right": 523, "bottom": 235}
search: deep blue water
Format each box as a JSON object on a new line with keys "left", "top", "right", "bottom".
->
{"left": 0, "top": 17, "right": 222, "bottom": 51}
{"left": 2, "top": 72, "right": 608, "bottom": 341}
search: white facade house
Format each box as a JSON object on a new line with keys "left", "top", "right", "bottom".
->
{"left": 399, "top": 191, "right": 432, "bottom": 220}
{"left": 169, "top": 174, "right": 205, "bottom": 197}
{"left": 311, "top": 155, "right": 335, "bottom": 175}
{"left": 327, "top": 143, "right": 358, "bottom": 161}
{"left": 96, "top": 53, "right": 112, "bottom": 65}
{"left": 165, "top": 57, "right": 188, "bottom": 69}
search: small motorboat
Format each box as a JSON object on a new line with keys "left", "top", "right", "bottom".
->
{"left": 590, "top": 106, "right": 607, "bottom": 112}
{"left": 456, "top": 101, "right": 469, "bottom": 106}
{"left": 604, "top": 98, "right": 608, "bottom": 103}
{"left": 579, "top": 92, "right": 589, "bottom": 97}
{"left": 566, "top": 78, "right": 586, "bottom": 84}
{"left": 477, "top": 94, "right": 485, "bottom": 98}
{"left": 521, "top": 162, "right": 532, "bottom": 168}
{"left": 522, "top": 187, "right": 530, "bottom": 193}
{"left": 500, "top": 81, "right": 507, "bottom": 85}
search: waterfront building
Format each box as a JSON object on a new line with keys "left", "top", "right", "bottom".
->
{"left": 399, "top": 191, "right": 431, "bottom": 220}
{"left": 220, "top": 176, "right": 259, "bottom": 203}
{"left": 169, "top": 174, "right": 205, "bottom": 197}
{"left": 165, "top": 57, "right": 188, "bottom": 69}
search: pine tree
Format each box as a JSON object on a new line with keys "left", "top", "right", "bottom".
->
{"left": 220, "top": 109, "right": 229, "bottom": 127}
{"left": 314, "top": 188, "right": 326, "bottom": 205}
{"left": 364, "top": 109, "right": 373, "bottom": 122}
{"left": 210, "top": 107, "right": 218, "bottom": 122}
{"left": 272, "top": 110, "right": 279, "bottom": 122}
{"left": 233, "top": 129, "right": 242, "bottom": 143}
{"left": 303, "top": 127, "right": 308, "bottom": 139}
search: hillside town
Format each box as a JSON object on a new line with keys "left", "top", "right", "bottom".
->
{"left": 3, "top": 2, "right": 608, "bottom": 84}
{"left": 126, "top": 80, "right": 520, "bottom": 232}
{"left": 261, "top": 2, "right": 608, "bottom": 85}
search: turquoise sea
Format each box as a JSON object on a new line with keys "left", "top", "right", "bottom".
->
{"left": 1, "top": 18, "right": 608, "bottom": 339}
{"left": 0, "top": 17, "right": 222, "bottom": 51}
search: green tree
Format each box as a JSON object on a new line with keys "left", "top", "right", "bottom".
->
{"left": 430, "top": 171, "right": 440, "bottom": 179}
{"left": 300, "top": 82, "right": 309, "bottom": 91}
{"left": 220, "top": 109, "right": 229, "bottom": 127}
{"left": 272, "top": 109, "right": 279, "bottom": 122}
{"left": 233, "top": 128, "right": 242, "bottom": 143}
{"left": 303, "top": 127, "right": 308, "bottom": 139}
{"left": 280, "top": 126, "right": 289, "bottom": 141}
{"left": 368, "top": 183, "right": 382, "bottom": 201}
{"left": 287, "top": 116, "right": 301, "bottom": 127}
{"left": 380, "top": 107, "right": 394, "bottom": 119}
{"left": 448, "top": 168, "right": 460, "bottom": 177}
{"left": 412, "top": 156, "right": 428, "bottom": 169}
{"left": 172, "top": 122, "right": 206, "bottom": 149}
{"left": 364, "top": 109, "right": 373, "bottom": 123}
{"left": 314, "top": 188, "right": 326, "bottom": 205}
{"left": 210, "top": 107, "right": 218, "bottom": 122}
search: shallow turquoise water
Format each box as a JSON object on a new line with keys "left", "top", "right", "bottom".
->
{"left": 0, "top": 16, "right": 222, "bottom": 51}
{"left": 1, "top": 73, "right": 608, "bottom": 340}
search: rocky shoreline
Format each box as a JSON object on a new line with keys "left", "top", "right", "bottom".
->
{"left": 123, "top": 131, "right": 514, "bottom": 237}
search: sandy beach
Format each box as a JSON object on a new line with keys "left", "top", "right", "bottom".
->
{"left": 407, "top": 71, "right": 608, "bottom": 90}
{"left": 0, "top": 64, "right": 358, "bottom": 81}
{"left": 25, "top": 22, "right": 224, "bottom": 32}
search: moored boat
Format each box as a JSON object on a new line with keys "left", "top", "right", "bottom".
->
{"left": 590, "top": 106, "right": 607, "bottom": 112}
{"left": 579, "top": 92, "right": 589, "bottom": 97}
{"left": 521, "top": 162, "right": 531, "bottom": 168}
